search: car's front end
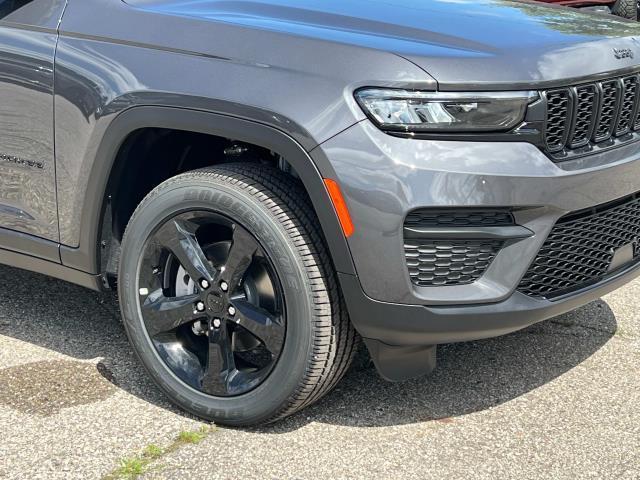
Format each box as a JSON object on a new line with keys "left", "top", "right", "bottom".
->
{"left": 320, "top": 89, "right": 640, "bottom": 378}
{"left": 61, "top": 0, "right": 640, "bottom": 423}
{"left": 299, "top": 1, "right": 640, "bottom": 379}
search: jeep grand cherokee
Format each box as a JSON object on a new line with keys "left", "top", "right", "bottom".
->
{"left": 1, "top": 0, "right": 640, "bottom": 425}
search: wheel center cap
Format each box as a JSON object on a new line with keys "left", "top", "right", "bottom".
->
{"left": 206, "top": 293, "right": 225, "bottom": 314}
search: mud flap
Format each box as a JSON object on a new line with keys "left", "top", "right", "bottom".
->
{"left": 364, "top": 339, "right": 437, "bottom": 382}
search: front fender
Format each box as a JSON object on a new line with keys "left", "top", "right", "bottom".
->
{"left": 59, "top": 106, "right": 356, "bottom": 277}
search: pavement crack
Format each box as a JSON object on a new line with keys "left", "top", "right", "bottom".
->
{"left": 103, "top": 425, "right": 216, "bottom": 480}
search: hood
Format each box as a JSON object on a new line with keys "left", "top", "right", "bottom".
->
{"left": 126, "top": 0, "right": 640, "bottom": 89}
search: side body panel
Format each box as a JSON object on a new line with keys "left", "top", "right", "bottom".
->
{"left": 54, "top": 0, "right": 433, "bottom": 273}
{"left": 0, "top": 0, "right": 66, "bottom": 242}
{"left": 57, "top": 107, "right": 358, "bottom": 276}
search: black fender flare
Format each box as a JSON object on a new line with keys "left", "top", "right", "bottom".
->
{"left": 60, "top": 106, "right": 356, "bottom": 277}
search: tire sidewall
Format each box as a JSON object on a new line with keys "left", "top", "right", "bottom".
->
{"left": 119, "top": 176, "right": 317, "bottom": 424}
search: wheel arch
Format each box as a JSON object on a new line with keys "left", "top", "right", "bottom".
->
{"left": 59, "top": 106, "right": 356, "bottom": 280}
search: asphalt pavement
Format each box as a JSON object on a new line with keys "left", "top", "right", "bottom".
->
{"left": 0, "top": 264, "right": 638, "bottom": 479}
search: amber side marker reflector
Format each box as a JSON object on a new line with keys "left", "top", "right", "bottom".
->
{"left": 324, "top": 178, "right": 354, "bottom": 238}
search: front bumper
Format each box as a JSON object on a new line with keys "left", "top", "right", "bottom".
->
{"left": 313, "top": 120, "right": 640, "bottom": 359}
{"left": 315, "top": 120, "right": 640, "bottom": 306}
{"left": 338, "top": 261, "right": 640, "bottom": 381}
{"left": 339, "top": 262, "right": 640, "bottom": 346}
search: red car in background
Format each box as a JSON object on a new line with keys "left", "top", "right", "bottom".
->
{"left": 537, "top": 0, "right": 637, "bottom": 19}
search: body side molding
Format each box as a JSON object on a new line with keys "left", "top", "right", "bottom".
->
{"left": 0, "top": 227, "right": 60, "bottom": 263}
{"left": 0, "top": 247, "right": 102, "bottom": 290}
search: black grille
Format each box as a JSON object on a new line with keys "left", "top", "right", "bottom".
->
{"left": 405, "top": 209, "right": 514, "bottom": 228}
{"left": 570, "top": 86, "right": 597, "bottom": 148}
{"left": 545, "top": 90, "right": 571, "bottom": 152}
{"left": 616, "top": 76, "right": 637, "bottom": 135}
{"left": 594, "top": 80, "right": 619, "bottom": 141}
{"left": 403, "top": 209, "right": 513, "bottom": 287}
{"left": 543, "top": 74, "right": 640, "bottom": 156}
{"left": 518, "top": 193, "right": 640, "bottom": 298}
{"left": 405, "top": 240, "right": 503, "bottom": 287}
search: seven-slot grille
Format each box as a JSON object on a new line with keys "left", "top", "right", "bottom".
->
{"left": 544, "top": 74, "right": 640, "bottom": 155}
{"left": 518, "top": 193, "right": 640, "bottom": 299}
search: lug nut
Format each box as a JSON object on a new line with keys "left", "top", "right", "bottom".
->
{"left": 220, "top": 281, "right": 229, "bottom": 292}
{"left": 212, "top": 318, "right": 222, "bottom": 328}
{"left": 195, "top": 301, "right": 206, "bottom": 312}
{"left": 227, "top": 306, "right": 236, "bottom": 316}
{"left": 200, "top": 279, "right": 210, "bottom": 289}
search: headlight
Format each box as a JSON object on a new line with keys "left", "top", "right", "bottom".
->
{"left": 355, "top": 89, "right": 538, "bottom": 133}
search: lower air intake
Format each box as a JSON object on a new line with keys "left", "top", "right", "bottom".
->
{"left": 518, "top": 193, "right": 640, "bottom": 298}
{"left": 405, "top": 239, "right": 503, "bottom": 287}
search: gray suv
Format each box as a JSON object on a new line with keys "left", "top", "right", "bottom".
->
{"left": 2, "top": 0, "right": 640, "bottom": 426}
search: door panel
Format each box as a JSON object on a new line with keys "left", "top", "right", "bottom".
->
{"left": 0, "top": 0, "right": 66, "bottom": 242}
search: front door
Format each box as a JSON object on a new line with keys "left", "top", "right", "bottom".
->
{"left": 0, "top": 0, "right": 66, "bottom": 242}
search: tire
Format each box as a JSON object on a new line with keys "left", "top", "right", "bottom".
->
{"left": 118, "top": 163, "right": 358, "bottom": 426}
{"left": 612, "top": 0, "right": 637, "bottom": 19}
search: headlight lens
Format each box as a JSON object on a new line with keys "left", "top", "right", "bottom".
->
{"left": 355, "top": 89, "right": 538, "bottom": 133}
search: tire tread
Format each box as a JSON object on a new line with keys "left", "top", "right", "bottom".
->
{"left": 612, "top": 0, "right": 637, "bottom": 19}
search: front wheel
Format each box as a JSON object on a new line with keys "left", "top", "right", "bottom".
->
{"left": 118, "top": 164, "right": 358, "bottom": 426}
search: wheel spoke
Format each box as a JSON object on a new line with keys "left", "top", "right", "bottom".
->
{"left": 222, "top": 226, "right": 258, "bottom": 290}
{"left": 142, "top": 290, "right": 202, "bottom": 337}
{"left": 232, "top": 300, "right": 284, "bottom": 356}
{"left": 201, "top": 323, "right": 237, "bottom": 395}
{"left": 226, "top": 369, "right": 264, "bottom": 396}
{"left": 155, "top": 218, "right": 217, "bottom": 284}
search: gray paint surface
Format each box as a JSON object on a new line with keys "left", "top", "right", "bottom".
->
{"left": 0, "top": 0, "right": 66, "bottom": 241}
{"left": 124, "top": 0, "right": 640, "bottom": 88}
{"left": 53, "top": 0, "right": 437, "bottom": 246}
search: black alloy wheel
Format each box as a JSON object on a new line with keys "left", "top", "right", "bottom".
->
{"left": 138, "top": 210, "right": 286, "bottom": 397}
